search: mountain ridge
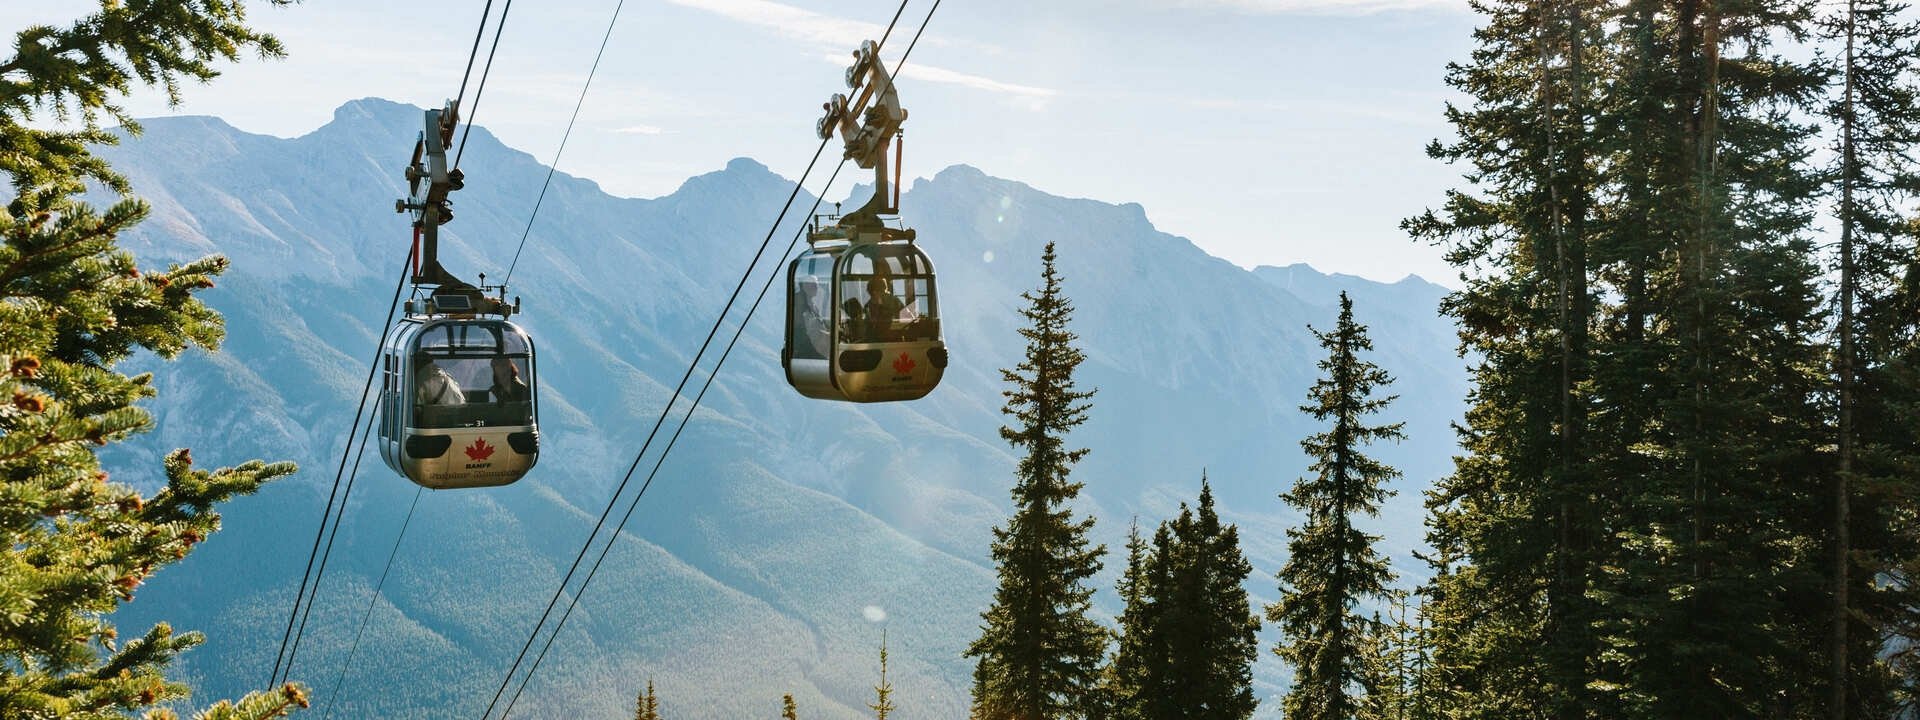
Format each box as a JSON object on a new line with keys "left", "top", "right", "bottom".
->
{"left": 138, "top": 97, "right": 1450, "bottom": 288}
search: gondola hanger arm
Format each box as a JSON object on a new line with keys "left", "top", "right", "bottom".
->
{"left": 397, "top": 100, "right": 465, "bottom": 287}
{"left": 817, "top": 40, "right": 909, "bottom": 230}
{"left": 394, "top": 100, "right": 513, "bottom": 317}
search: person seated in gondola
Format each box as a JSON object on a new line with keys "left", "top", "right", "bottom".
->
{"left": 840, "top": 296, "right": 866, "bottom": 342}
{"left": 415, "top": 356, "right": 467, "bottom": 406}
{"left": 794, "top": 282, "right": 829, "bottom": 359}
{"left": 864, "top": 275, "right": 904, "bottom": 342}
{"left": 489, "top": 357, "right": 530, "bottom": 403}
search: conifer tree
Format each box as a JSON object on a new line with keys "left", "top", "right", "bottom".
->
{"left": 1138, "top": 521, "right": 1179, "bottom": 717}
{"left": 1162, "top": 480, "right": 1259, "bottom": 719}
{"left": 1403, "top": 593, "right": 1441, "bottom": 720}
{"left": 1360, "top": 592, "right": 1418, "bottom": 720}
{"left": 634, "top": 679, "right": 660, "bottom": 720}
{"left": 781, "top": 694, "right": 797, "bottom": 720}
{"left": 1097, "top": 520, "right": 1153, "bottom": 720}
{"left": 1819, "top": 0, "right": 1920, "bottom": 714}
{"left": 1401, "top": 1, "right": 1608, "bottom": 715}
{"left": 1270, "top": 293, "right": 1401, "bottom": 720}
{"left": 1870, "top": 312, "right": 1920, "bottom": 715}
{"left": 1407, "top": 549, "right": 1462, "bottom": 719}
{"left": 1102, "top": 483, "right": 1260, "bottom": 720}
{"left": 1412, "top": 0, "right": 1838, "bottom": 714}
{"left": 1358, "top": 610, "right": 1397, "bottom": 720}
{"left": 966, "top": 241, "right": 1106, "bottom": 720}
{"left": 870, "top": 630, "right": 896, "bottom": 720}
{"left": 0, "top": 3, "right": 301, "bottom": 718}
{"left": 1588, "top": 2, "right": 1830, "bottom": 714}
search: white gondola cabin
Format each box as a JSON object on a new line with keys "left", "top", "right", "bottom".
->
{"left": 784, "top": 233, "right": 946, "bottom": 402}
{"left": 378, "top": 310, "right": 539, "bottom": 489}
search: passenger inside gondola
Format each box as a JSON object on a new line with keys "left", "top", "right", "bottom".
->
{"left": 864, "top": 274, "right": 904, "bottom": 341}
{"left": 792, "top": 279, "right": 830, "bottom": 360}
{"left": 416, "top": 356, "right": 467, "bottom": 406}
{"left": 840, "top": 295, "right": 867, "bottom": 342}
{"left": 490, "top": 357, "right": 529, "bottom": 402}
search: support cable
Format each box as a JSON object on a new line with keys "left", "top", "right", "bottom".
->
{"left": 475, "top": 0, "right": 924, "bottom": 712}
{"left": 274, "top": 0, "right": 516, "bottom": 693}
{"left": 280, "top": 404, "right": 379, "bottom": 680}
{"left": 490, "top": 2, "right": 942, "bottom": 713}
{"left": 454, "top": 0, "right": 501, "bottom": 112}
{"left": 500, "top": 162, "right": 844, "bottom": 718}
{"left": 503, "top": 0, "right": 629, "bottom": 287}
{"left": 319, "top": 486, "right": 426, "bottom": 720}
{"left": 268, "top": 246, "right": 413, "bottom": 688}
{"left": 455, "top": 0, "right": 518, "bottom": 170}
{"left": 475, "top": 133, "right": 835, "bottom": 720}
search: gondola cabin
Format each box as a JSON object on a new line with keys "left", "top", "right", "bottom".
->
{"left": 784, "top": 234, "right": 946, "bottom": 402}
{"left": 378, "top": 308, "right": 539, "bottom": 489}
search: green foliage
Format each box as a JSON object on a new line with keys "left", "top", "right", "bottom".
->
{"left": 1270, "top": 293, "right": 1402, "bottom": 720}
{"left": 1359, "top": 592, "right": 1428, "bottom": 720}
{"left": 1403, "top": 1, "right": 1610, "bottom": 714}
{"left": 1821, "top": 0, "right": 1920, "bottom": 713}
{"left": 1581, "top": 0, "right": 1831, "bottom": 713}
{"left": 966, "top": 241, "right": 1107, "bottom": 720}
{"left": 870, "top": 631, "right": 895, "bottom": 720}
{"left": 1095, "top": 520, "right": 1150, "bottom": 720}
{"left": 1103, "top": 480, "right": 1260, "bottom": 720}
{"left": 1, "top": 0, "right": 290, "bottom": 196}
{"left": 1358, "top": 610, "right": 1397, "bottom": 720}
{"left": 634, "top": 679, "right": 660, "bottom": 720}
{"left": 0, "top": 2, "right": 298, "bottom": 717}
{"left": 1407, "top": 0, "right": 1895, "bottom": 715}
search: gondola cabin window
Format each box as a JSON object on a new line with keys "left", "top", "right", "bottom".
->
{"left": 837, "top": 244, "right": 938, "bottom": 344}
{"left": 411, "top": 322, "right": 535, "bottom": 430}
{"left": 791, "top": 255, "right": 833, "bottom": 361}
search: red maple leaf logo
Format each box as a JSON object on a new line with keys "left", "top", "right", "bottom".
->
{"left": 892, "top": 351, "right": 916, "bottom": 375}
{"left": 465, "top": 438, "right": 496, "bottom": 462}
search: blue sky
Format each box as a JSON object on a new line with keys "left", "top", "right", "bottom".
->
{"left": 9, "top": 0, "right": 1479, "bottom": 283}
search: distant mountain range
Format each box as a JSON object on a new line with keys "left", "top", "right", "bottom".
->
{"left": 98, "top": 98, "right": 1466, "bottom": 719}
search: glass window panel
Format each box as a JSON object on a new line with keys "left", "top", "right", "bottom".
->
{"left": 832, "top": 245, "right": 939, "bottom": 342}
{"left": 840, "top": 276, "right": 910, "bottom": 342}
{"left": 413, "top": 356, "right": 535, "bottom": 429}
{"left": 414, "top": 322, "right": 530, "bottom": 355}
{"left": 845, "top": 248, "right": 874, "bottom": 276}
{"left": 410, "top": 322, "right": 537, "bottom": 429}
{"left": 791, "top": 276, "right": 831, "bottom": 361}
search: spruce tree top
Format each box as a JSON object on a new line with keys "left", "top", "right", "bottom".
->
{"left": 1299, "top": 293, "right": 1404, "bottom": 469}
{"left": 1000, "top": 240, "right": 1096, "bottom": 495}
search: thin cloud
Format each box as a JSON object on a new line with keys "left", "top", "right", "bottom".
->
{"left": 664, "top": 0, "right": 885, "bottom": 47}
{"left": 806, "top": 51, "right": 1057, "bottom": 106}
{"left": 900, "top": 64, "right": 1056, "bottom": 98}
{"left": 611, "top": 124, "right": 668, "bottom": 135}
{"left": 665, "top": 0, "right": 998, "bottom": 56}
{"left": 668, "top": 0, "right": 1058, "bottom": 102}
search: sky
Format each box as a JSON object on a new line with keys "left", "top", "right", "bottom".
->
{"left": 6, "top": 0, "right": 1480, "bottom": 284}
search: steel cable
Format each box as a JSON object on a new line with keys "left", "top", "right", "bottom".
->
{"left": 489, "top": 1, "right": 943, "bottom": 713}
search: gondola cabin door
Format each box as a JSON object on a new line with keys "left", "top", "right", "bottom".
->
{"left": 379, "top": 318, "right": 540, "bottom": 488}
